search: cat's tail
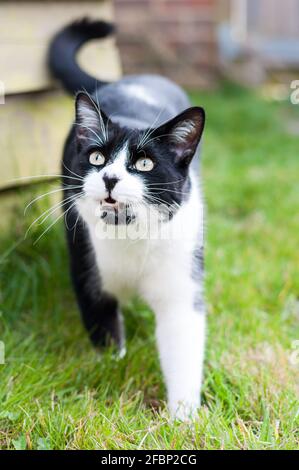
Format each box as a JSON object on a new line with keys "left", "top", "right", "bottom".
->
{"left": 48, "top": 18, "right": 114, "bottom": 95}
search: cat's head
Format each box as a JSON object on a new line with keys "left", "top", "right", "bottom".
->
{"left": 70, "top": 92, "right": 205, "bottom": 227}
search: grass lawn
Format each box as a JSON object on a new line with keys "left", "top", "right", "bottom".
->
{"left": 0, "top": 83, "right": 298, "bottom": 450}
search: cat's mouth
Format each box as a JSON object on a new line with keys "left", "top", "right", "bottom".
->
{"left": 104, "top": 196, "right": 117, "bottom": 205}
{"left": 101, "top": 197, "right": 124, "bottom": 211}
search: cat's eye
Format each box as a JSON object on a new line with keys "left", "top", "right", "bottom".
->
{"left": 135, "top": 157, "right": 154, "bottom": 172}
{"left": 89, "top": 151, "right": 105, "bottom": 166}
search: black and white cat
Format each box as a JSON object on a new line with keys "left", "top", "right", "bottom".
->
{"left": 49, "top": 19, "right": 206, "bottom": 420}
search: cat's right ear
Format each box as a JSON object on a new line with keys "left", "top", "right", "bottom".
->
{"left": 75, "top": 92, "right": 108, "bottom": 142}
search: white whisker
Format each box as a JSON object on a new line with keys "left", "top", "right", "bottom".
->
{"left": 148, "top": 188, "right": 189, "bottom": 196}
{"left": 81, "top": 88, "right": 108, "bottom": 142}
{"left": 140, "top": 132, "right": 174, "bottom": 147}
{"left": 24, "top": 185, "right": 82, "bottom": 214}
{"left": 137, "top": 108, "right": 166, "bottom": 149}
{"left": 25, "top": 194, "right": 79, "bottom": 238}
{"left": 62, "top": 162, "right": 85, "bottom": 181}
{"left": 7, "top": 174, "right": 83, "bottom": 185}
{"left": 33, "top": 200, "right": 79, "bottom": 245}
{"left": 72, "top": 211, "right": 81, "bottom": 242}
{"left": 146, "top": 178, "right": 184, "bottom": 187}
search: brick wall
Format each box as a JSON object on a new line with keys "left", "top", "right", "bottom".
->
{"left": 114, "top": 0, "right": 219, "bottom": 88}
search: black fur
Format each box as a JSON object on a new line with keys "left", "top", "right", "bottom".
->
{"left": 65, "top": 214, "right": 124, "bottom": 348}
{"left": 48, "top": 18, "right": 114, "bottom": 95}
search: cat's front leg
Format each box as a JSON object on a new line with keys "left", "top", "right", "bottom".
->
{"left": 154, "top": 300, "right": 205, "bottom": 420}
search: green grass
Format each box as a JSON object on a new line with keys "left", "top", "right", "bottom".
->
{"left": 0, "top": 83, "right": 299, "bottom": 450}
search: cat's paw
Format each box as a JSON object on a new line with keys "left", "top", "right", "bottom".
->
{"left": 169, "top": 400, "right": 200, "bottom": 423}
{"left": 112, "top": 345, "right": 127, "bottom": 361}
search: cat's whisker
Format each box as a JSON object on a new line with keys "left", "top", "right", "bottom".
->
{"left": 105, "top": 111, "right": 118, "bottom": 143}
{"left": 74, "top": 122, "right": 104, "bottom": 147}
{"left": 148, "top": 186, "right": 189, "bottom": 194}
{"left": 65, "top": 203, "right": 79, "bottom": 231}
{"left": 39, "top": 194, "right": 79, "bottom": 226}
{"left": 25, "top": 194, "right": 79, "bottom": 238}
{"left": 138, "top": 115, "right": 162, "bottom": 148}
{"left": 148, "top": 177, "right": 185, "bottom": 186}
{"left": 72, "top": 211, "right": 81, "bottom": 242}
{"left": 140, "top": 132, "right": 175, "bottom": 147}
{"left": 82, "top": 88, "right": 106, "bottom": 135}
{"left": 137, "top": 107, "right": 166, "bottom": 149}
{"left": 24, "top": 185, "right": 82, "bottom": 214}
{"left": 146, "top": 178, "right": 184, "bottom": 187}
{"left": 8, "top": 174, "right": 84, "bottom": 185}
{"left": 144, "top": 194, "right": 180, "bottom": 211}
{"left": 94, "top": 83, "right": 101, "bottom": 115}
{"left": 81, "top": 88, "right": 107, "bottom": 142}
{"left": 85, "top": 136, "right": 105, "bottom": 147}
{"left": 33, "top": 199, "right": 80, "bottom": 245}
{"left": 62, "top": 161, "right": 85, "bottom": 181}
{"left": 144, "top": 190, "right": 170, "bottom": 202}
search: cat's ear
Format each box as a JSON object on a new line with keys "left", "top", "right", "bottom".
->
{"left": 153, "top": 107, "right": 205, "bottom": 166}
{"left": 75, "top": 92, "right": 108, "bottom": 142}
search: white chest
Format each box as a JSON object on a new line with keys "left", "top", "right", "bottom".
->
{"left": 89, "top": 235, "right": 149, "bottom": 300}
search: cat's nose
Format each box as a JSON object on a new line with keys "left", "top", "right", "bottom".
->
{"left": 103, "top": 174, "right": 119, "bottom": 193}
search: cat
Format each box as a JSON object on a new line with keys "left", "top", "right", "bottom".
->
{"left": 48, "top": 19, "right": 206, "bottom": 420}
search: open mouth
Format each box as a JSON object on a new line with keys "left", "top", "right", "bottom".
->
{"left": 104, "top": 196, "right": 117, "bottom": 205}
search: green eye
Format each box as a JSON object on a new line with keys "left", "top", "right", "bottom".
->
{"left": 89, "top": 151, "right": 105, "bottom": 166}
{"left": 135, "top": 157, "right": 154, "bottom": 172}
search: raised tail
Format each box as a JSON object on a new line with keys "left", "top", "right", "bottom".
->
{"left": 48, "top": 18, "right": 115, "bottom": 95}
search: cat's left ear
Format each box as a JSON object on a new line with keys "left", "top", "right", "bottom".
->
{"left": 75, "top": 92, "right": 109, "bottom": 141}
{"left": 153, "top": 107, "right": 205, "bottom": 166}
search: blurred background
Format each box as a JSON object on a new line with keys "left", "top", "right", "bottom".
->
{"left": 1, "top": 0, "right": 299, "bottom": 192}
{"left": 0, "top": 0, "right": 299, "bottom": 193}
{"left": 116, "top": 0, "right": 299, "bottom": 89}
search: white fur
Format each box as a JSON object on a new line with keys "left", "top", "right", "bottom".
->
{"left": 121, "top": 83, "right": 158, "bottom": 107}
{"left": 77, "top": 96, "right": 107, "bottom": 144}
{"left": 173, "top": 120, "right": 196, "bottom": 143}
{"left": 78, "top": 100, "right": 100, "bottom": 128}
{"left": 77, "top": 156, "right": 205, "bottom": 420}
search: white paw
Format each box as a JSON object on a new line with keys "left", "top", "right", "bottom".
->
{"left": 112, "top": 345, "right": 127, "bottom": 361}
{"left": 118, "top": 345, "right": 127, "bottom": 359}
{"left": 170, "top": 400, "right": 200, "bottom": 422}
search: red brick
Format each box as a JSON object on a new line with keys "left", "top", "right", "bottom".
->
{"left": 114, "top": 0, "right": 218, "bottom": 88}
